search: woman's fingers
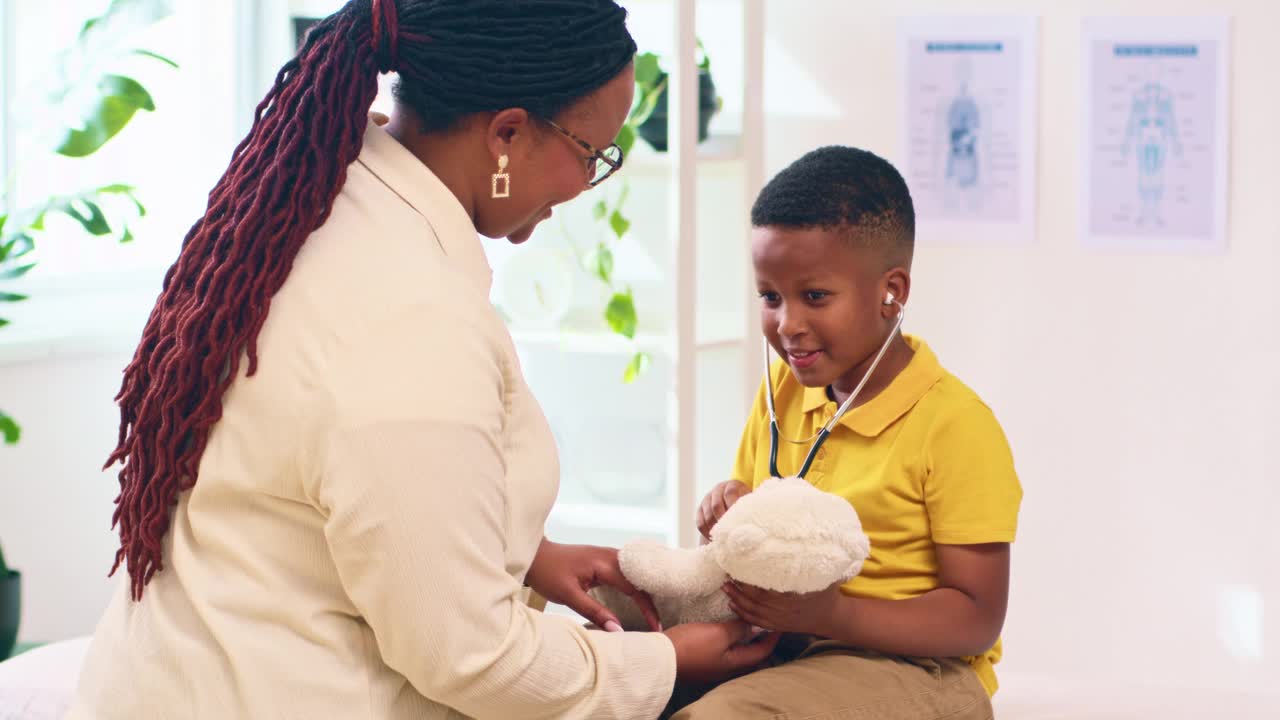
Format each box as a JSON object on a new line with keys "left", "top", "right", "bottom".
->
{"left": 726, "top": 628, "right": 781, "bottom": 666}
{"left": 565, "top": 585, "right": 622, "bottom": 632}
{"left": 597, "top": 552, "right": 662, "bottom": 631}
{"left": 627, "top": 589, "right": 662, "bottom": 632}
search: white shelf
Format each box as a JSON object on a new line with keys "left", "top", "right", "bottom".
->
{"left": 548, "top": 501, "right": 671, "bottom": 536}
{"left": 623, "top": 133, "right": 744, "bottom": 174}
{"left": 510, "top": 328, "right": 743, "bottom": 357}
{"left": 510, "top": 329, "right": 669, "bottom": 356}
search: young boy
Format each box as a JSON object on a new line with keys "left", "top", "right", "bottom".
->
{"left": 678, "top": 146, "right": 1023, "bottom": 719}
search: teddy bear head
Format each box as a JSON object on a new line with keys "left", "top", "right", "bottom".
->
{"left": 708, "top": 477, "right": 871, "bottom": 594}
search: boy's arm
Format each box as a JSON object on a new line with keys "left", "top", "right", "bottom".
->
{"left": 724, "top": 542, "right": 1009, "bottom": 659}
{"left": 826, "top": 542, "right": 1009, "bottom": 657}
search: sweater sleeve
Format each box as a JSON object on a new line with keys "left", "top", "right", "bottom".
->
{"left": 316, "top": 305, "right": 676, "bottom": 719}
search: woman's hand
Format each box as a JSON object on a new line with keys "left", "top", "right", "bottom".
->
{"left": 524, "top": 539, "right": 662, "bottom": 632}
{"left": 722, "top": 581, "right": 845, "bottom": 636}
{"left": 664, "top": 620, "right": 781, "bottom": 685}
{"left": 695, "top": 480, "right": 751, "bottom": 541}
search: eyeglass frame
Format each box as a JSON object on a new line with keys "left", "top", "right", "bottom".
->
{"left": 541, "top": 118, "right": 625, "bottom": 187}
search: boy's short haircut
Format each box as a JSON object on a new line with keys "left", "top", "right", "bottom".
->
{"left": 751, "top": 146, "right": 915, "bottom": 269}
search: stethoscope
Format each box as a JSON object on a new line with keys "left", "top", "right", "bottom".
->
{"left": 763, "top": 293, "right": 906, "bottom": 480}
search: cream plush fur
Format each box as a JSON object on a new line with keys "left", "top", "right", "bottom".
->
{"left": 594, "top": 477, "right": 871, "bottom": 630}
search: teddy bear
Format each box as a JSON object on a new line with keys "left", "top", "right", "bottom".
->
{"left": 593, "top": 476, "right": 871, "bottom": 630}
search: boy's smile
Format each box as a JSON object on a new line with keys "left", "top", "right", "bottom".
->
{"left": 751, "top": 225, "right": 913, "bottom": 404}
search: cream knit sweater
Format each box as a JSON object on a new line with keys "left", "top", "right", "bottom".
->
{"left": 67, "top": 122, "right": 677, "bottom": 720}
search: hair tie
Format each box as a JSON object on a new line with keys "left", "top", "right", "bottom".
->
{"left": 371, "top": 0, "right": 400, "bottom": 72}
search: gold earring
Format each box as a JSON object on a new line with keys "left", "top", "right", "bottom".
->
{"left": 492, "top": 154, "right": 510, "bottom": 199}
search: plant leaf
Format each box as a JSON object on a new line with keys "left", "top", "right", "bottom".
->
{"left": 615, "top": 123, "right": 636, "bottom": 156}
{"left": 56, "top": 75, "right": 156, "bottom": 157}
{"left": 630, "top": 76, "right": 667, "bottom": 126}
{"left": 593, "top": 200, "right": 607, "bottom": 221}
{"left": 605, "top": 291, "right": 637, "bottom": 339}
{"left": 63, "top": 200, "right": 113, "bottom": 235}
{"left": 0, "top": 292, "right": 29, "bottom": 303}
{"left": 108, "top": 74, "right": 156, "bottom": 111}
{"left": 0, "top": 263, "right": 36, "bottom": 280}
{"left": 634, "top": 53, "right": 662, "bottom": 88}
{"left": 697, "top": 38, "right": 712, "bottom": 72}
{"left": 609, "top": 209, "right": 631, "bottom": 240}
{"left": 623, "top": 351, "right": 651, "bottom": 384}
{"left": 595, "top": 244, "right": 614, "bottom": 284}
{"left": 133, "top": 48, "right": 179, "bottom": 68}
{"left": 0, "top": 412, "right": 20, "bottom": 445}
{"left": 0, "top": 235, "right": 35, "bottom": 263}
{"left": 97, "top": 183, "right": 146, "bottom": 216}
{"left": 42, "top": 0, "right": 173, "bottom": 110}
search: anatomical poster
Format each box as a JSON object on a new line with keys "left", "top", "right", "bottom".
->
{"left": 1082, "top": 16, "right": 1230, "bottom": 254}
{"left": 898, "top": 16, "right": 1038, "bottom": 244}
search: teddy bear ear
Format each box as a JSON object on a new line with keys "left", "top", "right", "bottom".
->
{"left": 719, "top": 523, "right": 769, "bottom": 557}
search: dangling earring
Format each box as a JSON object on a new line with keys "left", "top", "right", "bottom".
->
{"left": 491, "top": 154, "right": 510, "bottom": 199}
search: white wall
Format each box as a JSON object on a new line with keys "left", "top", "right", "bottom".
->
{"left": 3, "top": 2, "right": 1277, "bottom": 704}
{"left": 0, "top": 349, "right": 134, "bottom": 644}
{"left": 764, "top": 0, "right": 1279, "bottom": 697}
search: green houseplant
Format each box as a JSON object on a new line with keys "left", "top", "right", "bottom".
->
{"left": 635, "top": 42, "right": 722, "bottom": 152}
{"left": 570, "top": 47, "right": 719, "bottom": 383}
{"left": 0, "top": 0, "right": 174, "bottom": 444}
{"left": 560, "top": 51, "right": 663, "bottom": 383}
{"left": 0, "top": 0, "right": 174, "bottom": 659}
{"left": 0, "top": 541, "right": 17, "bottom": 660}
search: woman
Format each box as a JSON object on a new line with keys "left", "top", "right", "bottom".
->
{"left": 68, "top": 1, "right": 778, "bottom": 718}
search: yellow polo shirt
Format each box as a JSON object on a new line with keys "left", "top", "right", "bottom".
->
{"left": 730, "top": 335, "right": 1022, "bottom": 696}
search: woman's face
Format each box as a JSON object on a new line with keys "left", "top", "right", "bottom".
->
{"left": 478, "top": 64, "right": 636, "bottom": 244}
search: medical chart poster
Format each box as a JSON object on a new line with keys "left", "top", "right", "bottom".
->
{"left": 898, "top": 17, "right": 1038, "bottom": 245}
{"left": 1081, "top": 17, "right": 1231, "bottom": 254}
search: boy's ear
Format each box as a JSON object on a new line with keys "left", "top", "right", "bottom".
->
{"left": 882, "top": 268, "right": 911, "bottom": 314}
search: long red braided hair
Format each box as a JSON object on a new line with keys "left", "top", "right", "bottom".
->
{"left": 106, "top": 0, "right": 637, "bottom": 600}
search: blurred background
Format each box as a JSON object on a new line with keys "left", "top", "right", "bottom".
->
{"left": 0, "top": 0, "right": 1277, "bottom": 717}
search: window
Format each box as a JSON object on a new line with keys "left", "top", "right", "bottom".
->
{"left": 4, "top": 0, "right": 242, "bottom": 281}
{"left": 0, "top": 0, "right": 393, "bottom": 353}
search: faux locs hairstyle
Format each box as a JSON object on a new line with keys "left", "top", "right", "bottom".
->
{"left": 107, "top": 0, "right": 636, "bottom": 600}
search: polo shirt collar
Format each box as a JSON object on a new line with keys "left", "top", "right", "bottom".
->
{"left": 800, "top": 335, "right": 944, "bottom": 437}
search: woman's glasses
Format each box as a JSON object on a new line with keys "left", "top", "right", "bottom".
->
{"left": 542, "top": 119, "right": 625, "bottom": 187}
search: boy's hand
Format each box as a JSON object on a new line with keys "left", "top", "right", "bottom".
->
{"left": 696, "top": 480, "right": 751, "bottom": 540}
{"left": 722, "top": 580, "right": 845, "bottom": 636}
{"left": 525, "top": 539, "right": 662, "bottom": 632}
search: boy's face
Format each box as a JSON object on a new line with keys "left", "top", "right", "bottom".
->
{"left": 751, "top": 225, "right": 902, "bottom": 391}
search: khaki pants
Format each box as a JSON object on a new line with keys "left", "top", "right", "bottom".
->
{"left": 665, "top": 635, "right": 992, "bottom": 720}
